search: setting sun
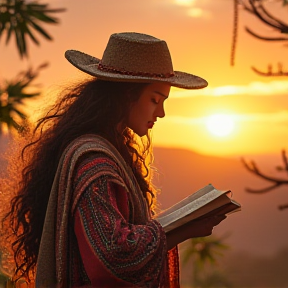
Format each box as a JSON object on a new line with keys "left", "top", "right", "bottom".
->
{"left": 205, "top": 114, "right": 235, "bottom": 137}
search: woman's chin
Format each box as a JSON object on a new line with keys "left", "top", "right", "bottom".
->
{"left": 133, "top": 129, "right": 148, "bottom": 138}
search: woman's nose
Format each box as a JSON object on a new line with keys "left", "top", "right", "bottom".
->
{"left": 156, "top": 104, "right": 165, "bottom": 118}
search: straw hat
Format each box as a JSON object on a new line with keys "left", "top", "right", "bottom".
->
{"left": 65, "top": 32, "right": 208, "bottom": 89}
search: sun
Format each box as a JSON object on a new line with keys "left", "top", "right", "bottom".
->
{"left": 174, "top": 0, "right": 196, "bottom": 6}
{"left": 205, "top": 114, "right": 235, "bottom": 137}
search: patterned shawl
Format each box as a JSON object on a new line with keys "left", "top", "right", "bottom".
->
{"left": 35, "top": 134, "right": 179, "bottom": 287}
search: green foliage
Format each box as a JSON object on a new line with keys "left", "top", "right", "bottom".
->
{"left": 0, "top": 274, "right": 14, "bottom": 288}
{"left": 183, "top": 236, "right": 229, "bottom": 267}
{"left": 0, "top": 0, "right": 65, "bottom": 58}
{"left": 0, "top": 1, "right": 64, "bottom": 285}
{"left": 0, "top": 0, "right": 65, "bottom": 133}
{"left": 182, "top": 235, "right": 232, "bottom": 288}
{"left": 0, "top": 62, "right": 48, "bottom": 133}
{"left": 0, "top": 249, "right": 14, "bottom": 288}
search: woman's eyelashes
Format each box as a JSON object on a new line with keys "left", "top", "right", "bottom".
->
{"left": 151, "top": 98, "right": 159, "bottom": 104}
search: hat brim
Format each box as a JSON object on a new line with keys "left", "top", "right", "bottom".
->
{"left": 65, "top": 50, "right": 208, "bottom": 89}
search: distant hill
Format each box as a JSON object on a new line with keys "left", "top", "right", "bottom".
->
{"left": 1, "top": 138, "right": 287, "bottom": 256}
{"left": 153, "top": 146, "right": 288, "bottom": 257}
{"left": 153, "top": 146, "right": 288, "bottom": 287}
{"left": 1, "top": 138, "right": 287, "bottom": 286}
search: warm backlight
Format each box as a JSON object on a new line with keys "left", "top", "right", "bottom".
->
{"left": 205, "top": 114, "right": 235, "bottom": 137}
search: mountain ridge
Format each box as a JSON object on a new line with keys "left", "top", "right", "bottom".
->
{"left": 1, "top": 139, "right": 287, "bottom": 257}
{"left": 153, "top": 145, "right": 288, "bottom": 257}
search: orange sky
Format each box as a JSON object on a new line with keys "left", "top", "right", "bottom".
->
{"left": 0, "top": 0, "right": 287, "bottom": 157}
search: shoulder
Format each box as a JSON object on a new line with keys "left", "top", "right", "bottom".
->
{"left": 72, "top": 151, "right": 128, "bottom": 207}
{"left": 74, "top": 152, "right": 121, "bottom": 181}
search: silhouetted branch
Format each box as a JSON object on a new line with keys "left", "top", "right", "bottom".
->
{"left": 242, "top": 150, "right": 288, "bottom": 210}
{"left": 282, "top": 149, "right": 288, "bottom": 171}
{"left": 242, "top": 158, "right": 288, "bottom": 187}
{"left": 231, "top": 0, "right": 288, "bottom": 67}
{"left": 240, "top": 0, "right": 288, "bottom": 35}
{"left": 251, "top": 63, "right": 288, "bottom": 76}
{"left": 245, "top": 27, "right": 288, "bottom": 41}
{"left": 258, "top": 1, "right": 288, "bottom": 31}
{"left": 235, "top": 1, "right": 288, "bottom": 210}
{"left": 230, "top": 0, "right": 239, "bottom": 66}
{"left": 241, "top": 0, "right": 288, "bottom": 74}
{"left": 245, "top": 182, "right": 282, "bottom": 193}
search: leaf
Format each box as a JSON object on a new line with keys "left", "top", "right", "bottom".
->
{"left": 11, "top": 107, "right": 26, "bottom": 119}
{"left": 14, "top": 28, "right": 26, "bottom": 58}
{"left": 5, "top": 24, "right": 13, "bottom": 45}
{"left": 27, "top": 5, "right": 60, "bottom": 24}
{"left": 0, "top": 0, "right": 65, "bottom": 58}
{"left": 27, "top": 18, "right": 53, "bottom": 41}
{"left": 0, "top": 63, "right": 47, "bottom": 133}
{"left": 25, "top": 23, "right": 40, "bottom": 45}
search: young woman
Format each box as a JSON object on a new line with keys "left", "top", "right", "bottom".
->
{"left": 4, "top": 32, "right": 226, "bottom": 287}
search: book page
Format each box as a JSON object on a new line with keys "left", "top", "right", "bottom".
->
{"left": 156, "top": 184, "right": 241, "bottom": 233}
{"left": 157, "top": 192, "right": 233, "bottom": 232}
{"left": 160, "top": 198, "right": 240, "bottom": 233}
{"left": 156, "top": 184, "right": 230, "bottom": 219}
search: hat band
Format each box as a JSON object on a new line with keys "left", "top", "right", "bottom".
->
{"left": 98, "top": 62, "right": 175, "bottom": 78}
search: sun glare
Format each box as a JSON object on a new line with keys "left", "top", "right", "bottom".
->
{"left": 205, "top": 114, "right": 235, "bottom": 137}
{"left": 174, "top": 0, "right": 196, "bottom": 6}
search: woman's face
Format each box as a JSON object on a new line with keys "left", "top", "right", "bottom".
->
{"left": 127, "top": 82, "right": 171, "bottom": 137}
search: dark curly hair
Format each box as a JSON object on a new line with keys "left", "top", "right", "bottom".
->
{"left": 3, "top": 78, "right": 156, "bottom": 281}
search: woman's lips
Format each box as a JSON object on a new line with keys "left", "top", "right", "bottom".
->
{"left": 148, "top": 122, "right": 154, "bottom": 128}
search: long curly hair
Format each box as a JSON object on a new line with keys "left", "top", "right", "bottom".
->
{"left": 2, "top": 78, "right": 156, "bottom": 281}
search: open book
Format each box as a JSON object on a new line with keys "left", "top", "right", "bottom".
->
{"left": 156, "top": 184, "right": 241, "bottom": 233}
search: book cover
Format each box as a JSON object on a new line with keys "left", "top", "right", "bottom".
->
{"left": 156, "top": 184, "right": 241, "bottom": 233}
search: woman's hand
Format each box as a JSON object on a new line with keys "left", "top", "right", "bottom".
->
{"left": 165, "top": 214, "right": 227, "bottom": 251}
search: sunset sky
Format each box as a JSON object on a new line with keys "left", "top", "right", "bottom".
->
{"left": 1, "top": 2, "right": 288, "bottom": 278}
{"left": 0, "top": 0, "right": 287, "bottom": 157}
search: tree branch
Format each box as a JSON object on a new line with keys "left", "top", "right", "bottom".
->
{"left": 241, "top": 0, "right": 288, "bottom": 32}
{"left": 245, "top": 27, "right": 288, "bottom": 41}
{"left": 242, "top": 158, "right": 288, "bottom": 184}
{"left": 242, "top": 150, "right": 288, "bottom": 210}
{"left": 251, "top": 64, "right": 288, "bottom": 76}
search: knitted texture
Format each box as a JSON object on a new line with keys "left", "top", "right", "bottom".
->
{"left": 72, "top": 153, "right": 167, "bottom": 286}
{"left": 35, "top": 134, "right": 179, "bottom": 287}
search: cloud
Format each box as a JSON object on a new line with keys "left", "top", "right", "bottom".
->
{"left": 163, "top": 110, "right": 288, "bottom": 125}
{"left": 174, "top": 0, "right": 197, "bottom": 6}
{"left": 237, "top": 110, "right": 288, "bottom": 124}
{"left": 171, "top": 80, "right": 288, "bottom": 98}
{"left": 171, "top": 0, "right": 211, "bottom": 19}
{"left": 187, "top": 8, "right": 211, "bottom": 18}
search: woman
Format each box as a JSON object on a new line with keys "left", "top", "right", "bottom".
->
{"left": 4, "top": 32, "right": 226, "bottom": 287}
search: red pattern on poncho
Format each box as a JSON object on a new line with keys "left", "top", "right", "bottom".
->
{"left": 36, "top": 135, "right": 180, "bottom": 288}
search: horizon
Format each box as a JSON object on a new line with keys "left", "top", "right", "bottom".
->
{"left": 0, "top": 0, "right": 287, "bottom": 157}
